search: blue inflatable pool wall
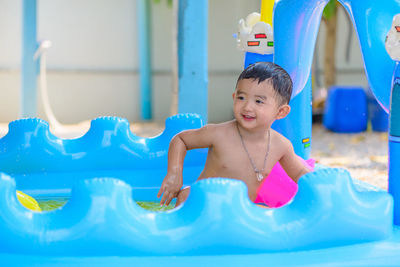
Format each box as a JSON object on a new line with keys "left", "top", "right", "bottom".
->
{"left": 0, "top": 114, "right": 400, "bottom": 266}
{"left": 0, "top": 114, "right": 206, "bottom": 199}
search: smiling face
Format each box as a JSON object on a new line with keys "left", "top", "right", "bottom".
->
{"left": 233, "top": 78, "right": 290, "bottom": 131}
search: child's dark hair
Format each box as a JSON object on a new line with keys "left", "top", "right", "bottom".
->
{"left": 236, "top": 62, "right": 293, "bottom": 105}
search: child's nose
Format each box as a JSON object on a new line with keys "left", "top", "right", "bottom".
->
{"left": 243, "top": 101, "right": 252, "bottom": 110}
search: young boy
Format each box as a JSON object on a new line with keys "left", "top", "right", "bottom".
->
{"left": 158, "top": 62, "right": 310, "bottom": 207}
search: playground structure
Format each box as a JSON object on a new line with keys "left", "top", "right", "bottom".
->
{"left": 1, "top": 0, "right": 400, "bottom": 265}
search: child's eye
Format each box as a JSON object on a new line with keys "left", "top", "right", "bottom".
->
{"left": 237, "top": 96, "right": 245, "bottom": 100}
{"left": 256, "top": 99, "right": 264, "bottom": 104}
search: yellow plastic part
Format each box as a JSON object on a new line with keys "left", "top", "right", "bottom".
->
{"left": 17, "top": 190, "right": 41, "bottom": 212}
{"left": 260, "top": 0, "right": 275, "bottom": 26}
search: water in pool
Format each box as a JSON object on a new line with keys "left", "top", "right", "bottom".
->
{"left": 36, "top": 197, "right": 175, "bottom": 212}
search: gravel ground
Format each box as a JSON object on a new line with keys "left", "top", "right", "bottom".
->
{"left": 0, "top": 121, "right": 389, "bottom": 190}
{"left": 311, "top": 124, "right": 388, "bottom": 190}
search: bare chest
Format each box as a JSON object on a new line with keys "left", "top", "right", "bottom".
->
{"left": 218, "top": 137, "right": 278, "bottom": 171}
{"left": 205, "top": 139, "right": 280, "bottom": 196}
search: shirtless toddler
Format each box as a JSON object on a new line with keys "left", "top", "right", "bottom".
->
{"left": 158, "top": 62, "right": 310, "bottom": 207}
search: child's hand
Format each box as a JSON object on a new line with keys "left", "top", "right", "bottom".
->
{"left": 157, "top": 172, "right": 183, "bottom": 206}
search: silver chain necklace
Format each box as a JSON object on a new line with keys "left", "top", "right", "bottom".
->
{"left": 236, "top": 121, "right": 271, "bottom": 182}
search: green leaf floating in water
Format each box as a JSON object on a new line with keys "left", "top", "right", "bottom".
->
{"left": 37, "top": 198, "right": 68, "bottom": 211}
{"left": 136, "top": 201, "right": 175, "bottom": 211}
{"left": 37, "top": 198, "right": 175, "bottom": 212}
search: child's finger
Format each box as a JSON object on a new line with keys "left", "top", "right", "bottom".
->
{"left": 159, "top": 191, "right": 169, "bottom": 206}
{"left": 157, "top": 186, "right": 164, "bottom": 198}
{"left": 165, "top": 192, "right": 175, "bottom": 206}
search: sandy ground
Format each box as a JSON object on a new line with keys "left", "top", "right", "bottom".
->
{"left": 311, "top": 124, "right": 388, "bottom": 190}
{"left": 0, "top": 121, "right": 389, "bottom": 190}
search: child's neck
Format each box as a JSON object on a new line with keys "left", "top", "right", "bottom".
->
{"left": 236, "top": 121, "right": 271, "bottom": 141}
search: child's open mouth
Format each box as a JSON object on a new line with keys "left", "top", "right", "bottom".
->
{"left": 242, "top": 114, "right": 255, "bottom": 121}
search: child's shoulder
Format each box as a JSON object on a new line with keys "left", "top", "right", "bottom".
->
{"left": 203, "top": 120, "right": 236, "bottom": 132}
{"left": 270, "top": 128, "right": 291, "bottom": 147}
{"left": 200, "top": 120, "right": 236, "bottom": 138}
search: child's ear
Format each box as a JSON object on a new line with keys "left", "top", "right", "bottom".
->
{"left": 276, "top": 104, "right": 291, "bottom": 119}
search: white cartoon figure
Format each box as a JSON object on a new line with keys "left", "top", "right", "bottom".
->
{"left": 385, "top": 14, "right": 400, "bottom": 61}
{"left": 237, "top": 12, "right": 274, "bottom": 55}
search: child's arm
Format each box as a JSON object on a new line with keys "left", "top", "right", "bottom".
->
{"left": 279, "top": 139, "right": 311, "bottom": 183}
{"left": 157, "top": 134, "right": 187, "bottom": 206}
{"left": 157, "top": 125, "right": 215, "bottom": 206}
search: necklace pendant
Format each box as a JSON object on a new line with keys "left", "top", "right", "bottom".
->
{"left": 256, "top": 172, "right": 264, "bottom": 182}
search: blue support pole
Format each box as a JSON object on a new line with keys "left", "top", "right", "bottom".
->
{"left": 137, "top": 0, "right": 153, "bottom": 120}
{"left": 177, "top": 0, "right": 208, "bottom": 123}
{"left": 389, "top": 61, "right": 400, "bottom": 225}
{"left": 272, "top": 75, "right": 312, "bottom": 159}
{"left": 244, "top": 52, "right": 273, "bottom": 69}
{"left": 21, "top": 0, "right": 38, "bottom": 118}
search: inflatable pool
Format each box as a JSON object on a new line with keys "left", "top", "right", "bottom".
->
{"left": 0, "top": 114, "right": 399, "bottom": 266}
